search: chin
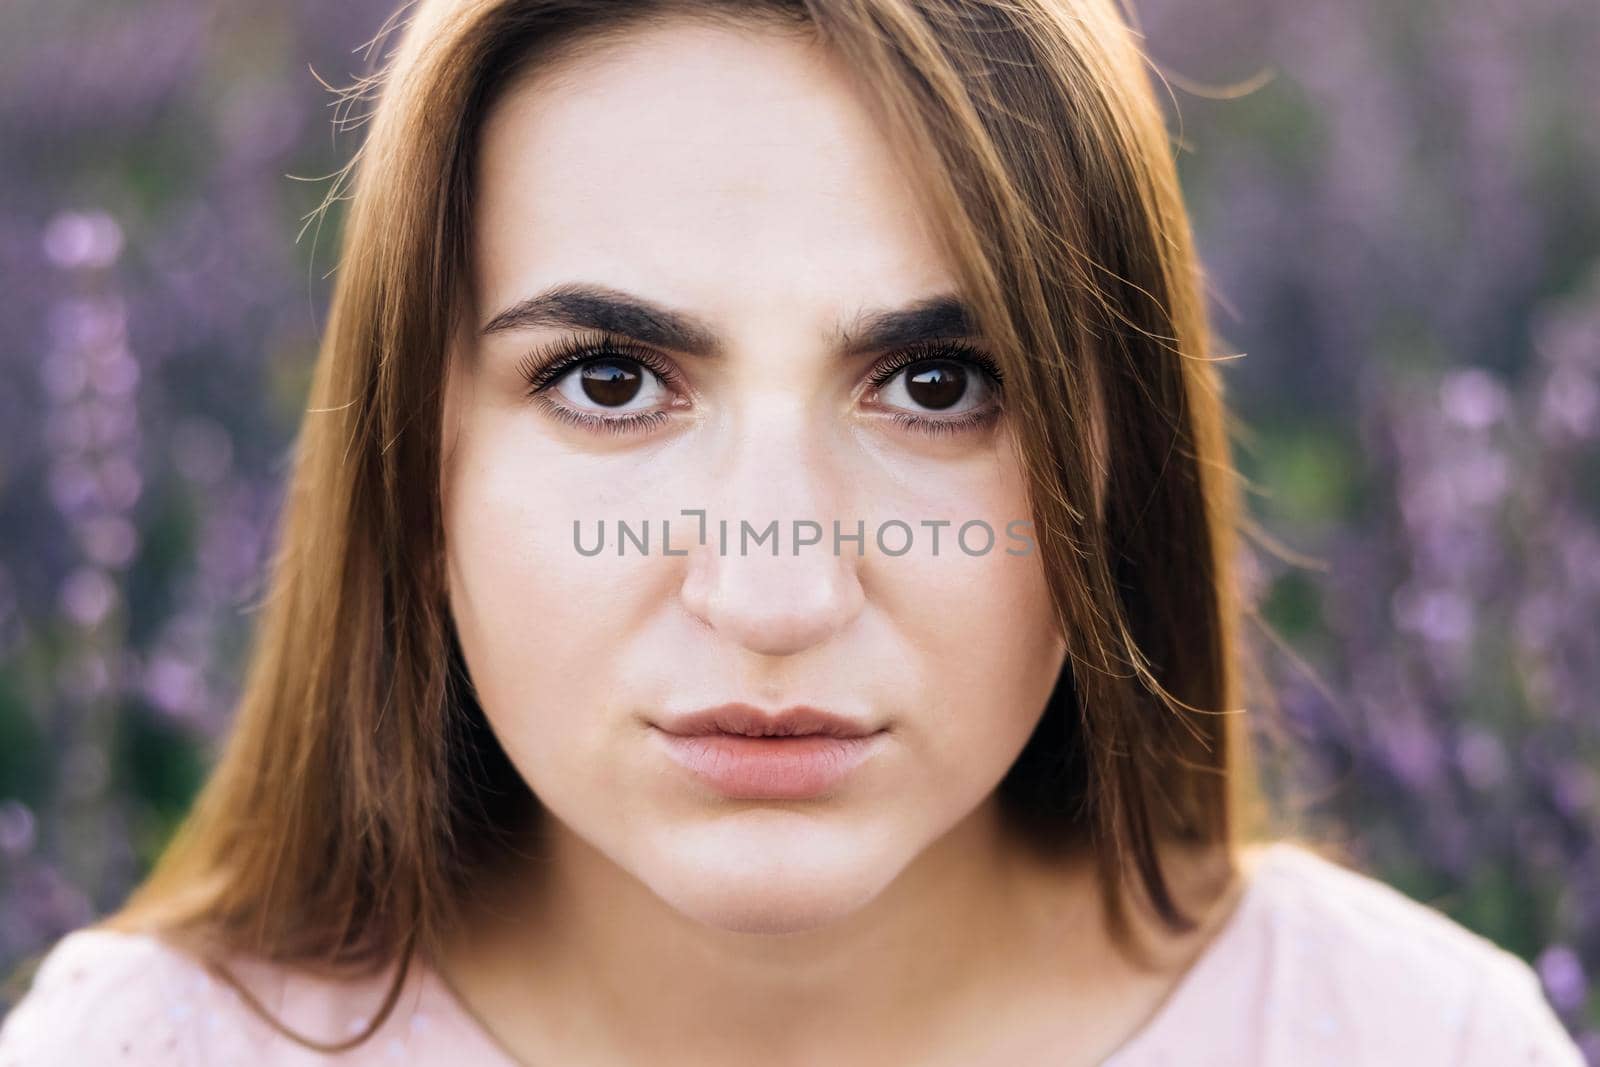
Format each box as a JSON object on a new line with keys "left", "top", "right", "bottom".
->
{"left": 643, "top": 828, "right": 905, "bottom": 934}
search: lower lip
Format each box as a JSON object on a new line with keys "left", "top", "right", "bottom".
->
{"left": 650, "top": 728, "right": 888, "bottom": 800}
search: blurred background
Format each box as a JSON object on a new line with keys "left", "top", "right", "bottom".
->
{"left": 0, "top": 0, "right": 1596, "bottom": 1053}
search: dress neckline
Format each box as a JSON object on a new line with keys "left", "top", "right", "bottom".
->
{"left": 1096, "top": 839, "right": 1289, "bottom": 1065}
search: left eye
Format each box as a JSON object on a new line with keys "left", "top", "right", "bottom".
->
{"left": 875, "top": 358, "right": 994, "bottom": 416}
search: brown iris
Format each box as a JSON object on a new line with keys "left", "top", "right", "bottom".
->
{"left": 578, "top": 359, "right": 644, "bottom": 407}
{"left": 903, "top": 361, "right": 968, "bottom": 410}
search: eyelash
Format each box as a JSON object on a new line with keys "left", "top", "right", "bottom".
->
{"left": 514, "top": 329, "right": 1006, "bottom": 438}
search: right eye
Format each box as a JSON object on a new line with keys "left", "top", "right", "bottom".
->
{"left": 516, "top": 331, "right": 690, "bottom": 435}
{"left": 548, "top": 356, "right": 674, "bottom": 414}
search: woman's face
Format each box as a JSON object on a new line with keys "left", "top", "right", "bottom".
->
{"left": 441, "top": 18, "right": 1068, "bottom": 932}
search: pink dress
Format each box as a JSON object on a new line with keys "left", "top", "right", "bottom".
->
{"left": 0, "top": 841, "right": 1584, "bottom": 1065}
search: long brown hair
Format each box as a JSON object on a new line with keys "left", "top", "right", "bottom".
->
{"left": 89, "top": 0, "right": 1287, "bottom": 1052}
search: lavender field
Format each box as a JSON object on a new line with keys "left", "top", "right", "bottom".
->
{"left": 1, "top": 0, "right": 1596, "bottom": 1053}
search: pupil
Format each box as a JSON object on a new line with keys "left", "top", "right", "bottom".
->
{"left": 906, "top": 361, "right": 967, "bottom": 410}
{"left": 580, "top": 360, "right": 642, "bottom": 407}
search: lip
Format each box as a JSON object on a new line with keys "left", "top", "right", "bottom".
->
{"left": 650, "top": 730, "right": 888, "bottom": 800}
{"left": 649, "top": 703, "right": 888, "bottom": 800}
{"left": 654, "top": 703, "right": 880, "bottom": 740}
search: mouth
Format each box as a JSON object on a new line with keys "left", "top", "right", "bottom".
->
{"left": 652, "top": 703, "right": 883, "bottom": 740}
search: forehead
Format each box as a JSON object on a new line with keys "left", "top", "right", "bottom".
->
{"left": 471, "top": 17, "right": 958, "bottom": 333}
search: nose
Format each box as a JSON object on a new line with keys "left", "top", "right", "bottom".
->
{"left": 677, "top": 404, "right": 866, "bottom": 658}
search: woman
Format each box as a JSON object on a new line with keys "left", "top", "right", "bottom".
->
{"left": 0, "top": 1, "right": 1582, "bottom": 1063}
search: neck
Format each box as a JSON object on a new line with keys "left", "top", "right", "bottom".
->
{"left": 435, "top": 795, "right": 1143, "bottom": 1066}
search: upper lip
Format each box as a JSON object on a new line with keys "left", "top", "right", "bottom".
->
{"left": 655, "top": 703, "right": 880, "bottom": 739}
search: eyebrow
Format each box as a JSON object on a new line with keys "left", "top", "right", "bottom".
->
{"left": 479, "top": 282, "right": 981, "bottom": 357}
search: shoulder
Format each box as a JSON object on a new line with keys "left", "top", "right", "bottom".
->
{"left": 0, "top": 925, "right": 496, "bottom": 1067}
{"left": 0, "top": 927, "right": 217, "bottom": 1065}
{"left": 1243, "top": 841, "right": 1584, "bottom": 1064}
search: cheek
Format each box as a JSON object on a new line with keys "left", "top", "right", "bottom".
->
{"left": 441, "top": 410, "right": 660, "bottom": 798}
{"left": 859, "top": 436, "right": 1067, "bottom": 804}
{"left": 882, "top": 525, "right": 1066, "bottom": 800}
